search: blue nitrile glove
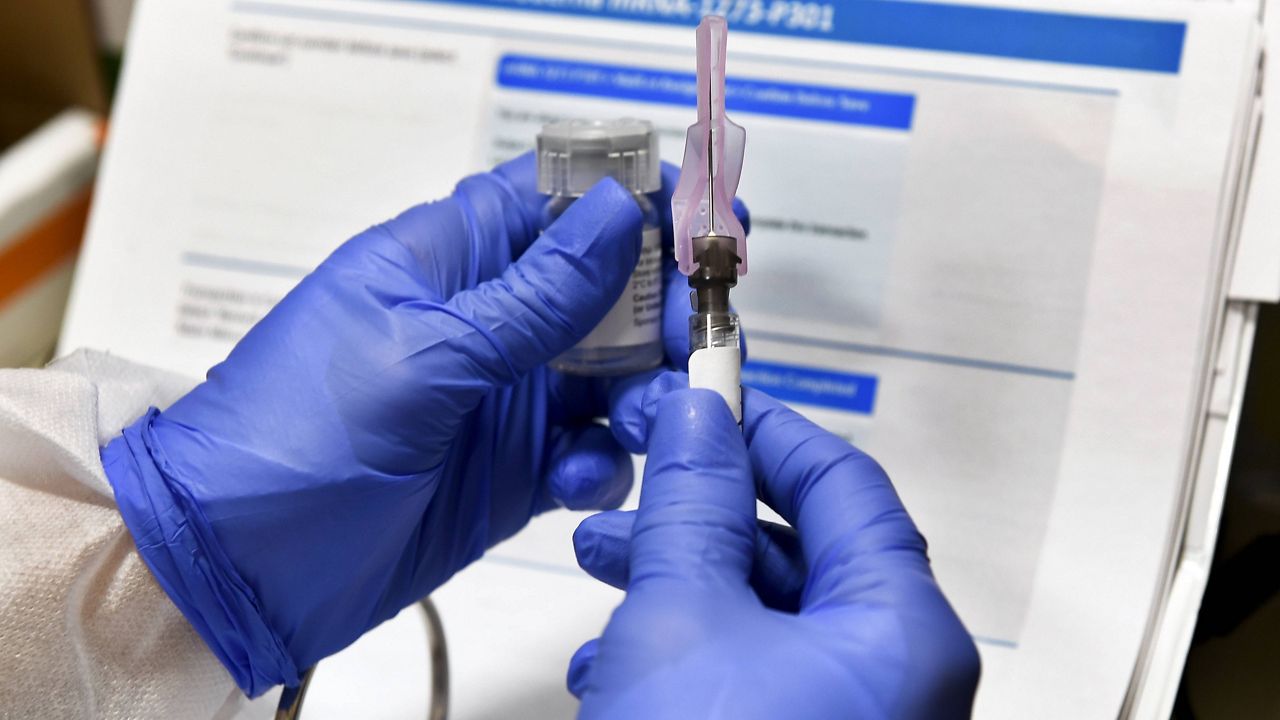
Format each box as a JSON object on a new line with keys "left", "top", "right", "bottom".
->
{"left": 569, "top": 375, "right": 981, "bottom": 719}
{"left": 98, "top": 153, "right": 743, "bottom": 697}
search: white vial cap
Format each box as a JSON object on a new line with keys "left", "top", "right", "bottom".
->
{"left": 537, "top": 118, "right": 662, "bottom": 196}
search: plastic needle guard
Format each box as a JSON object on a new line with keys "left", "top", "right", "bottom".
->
{"left": 671, "top": 15, "right": 747, "bottom": 277}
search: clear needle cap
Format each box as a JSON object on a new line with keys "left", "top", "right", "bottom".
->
{"left": 671, "top": 15, "right": 747, "bottom": 276}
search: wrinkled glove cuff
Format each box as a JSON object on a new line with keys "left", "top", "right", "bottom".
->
{"left": 101, "top": 408, "right": 299, "bottom": 697}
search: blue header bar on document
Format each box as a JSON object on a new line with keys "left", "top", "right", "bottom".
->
{"left": 421, "top": 0, "right": 1186, "bottom": 74}
{"left": 742, "top": 360, "right": 880, "bottom": 415}
{"left": 497, "top": 55, "right": 916, "bottom": 129}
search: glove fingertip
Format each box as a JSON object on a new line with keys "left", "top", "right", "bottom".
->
{"left": 732, "top": 196, "right": 751, "bottom": 235}
{"left": 609, "top": 415, "right": 647, "bottom": 456}
{"left": 572, "top": 514, "right": 601, "bottom": 563}
{"left": 573, "top": 510, "right": 634, "bottom": 589}
{"left": 607, "top": 372, "right": 658, "bottom": 453}
{"left": 610, "top": 371, "right": 690, "bottom": 454}
{"left": 567, "top": 638, "right": 601, "bottom": 699}
{"left": 548, "top": 425, "right": 633, "bottom": 511}
{"left": 643, "top": 372, "right": 690, "bottom": 415}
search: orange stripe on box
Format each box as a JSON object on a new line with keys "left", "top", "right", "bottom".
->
{"left": 0, "top": 185, "right": 93, "bottom": 309}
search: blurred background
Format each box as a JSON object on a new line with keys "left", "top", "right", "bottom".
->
{"left": 0, "top": 2, "right": 1275, "bottom": 717}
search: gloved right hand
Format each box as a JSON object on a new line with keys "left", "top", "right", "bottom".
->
{"left": 569, "top": 376, "right": 982, "bottom": 719}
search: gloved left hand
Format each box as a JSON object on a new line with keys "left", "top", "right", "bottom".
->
{"left": 99, "top": 153, "right": 707, "bottom": 696}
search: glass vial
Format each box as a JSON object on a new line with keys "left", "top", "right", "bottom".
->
{"left": 538, "top": 119, "right": 664, "bottom": 376}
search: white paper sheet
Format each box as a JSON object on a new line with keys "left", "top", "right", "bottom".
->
{"left": 61, "top": 1, "right": 1262, "bottom": 717}
{"left": 1228, "top": 0, "right": 1280, "bottom": 301}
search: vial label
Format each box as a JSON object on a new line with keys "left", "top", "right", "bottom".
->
{"left": 576, "top": 226, "right": 663, "bottom": 349}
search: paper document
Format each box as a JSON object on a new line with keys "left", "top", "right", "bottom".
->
{"left": 62, "top": 1, "right": 1263, "bottom": 717}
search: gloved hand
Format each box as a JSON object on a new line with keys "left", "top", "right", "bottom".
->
{"left": 570, "top": 374, "right": 981, "bottom": 719}
{"left": 99, "top": 153, "right": 743, "bottom": 696}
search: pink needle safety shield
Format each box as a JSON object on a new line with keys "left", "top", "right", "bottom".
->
{"left": 672, "top": 15, "right": 747, "bottom": 276}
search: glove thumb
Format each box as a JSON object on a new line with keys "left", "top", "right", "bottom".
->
{"left": 446, "top": 177, "right": 643, "bottom": 382}
{"left": 567, "top": 637, "right": 600, "bottom": 698}
{"left": 630, "top": 388, "right": 757, "bottom": 589}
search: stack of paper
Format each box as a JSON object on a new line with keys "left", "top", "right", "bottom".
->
{"left": 61, "top": 1, "right": 1278, "bottom": 717}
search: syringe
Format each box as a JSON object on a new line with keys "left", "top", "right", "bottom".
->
{"left": 672, "top": 15, "right": 747, "bottom": 423}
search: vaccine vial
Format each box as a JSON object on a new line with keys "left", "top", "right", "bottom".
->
{"left": 538, "top": 119, "right": 664, "bottom": 376}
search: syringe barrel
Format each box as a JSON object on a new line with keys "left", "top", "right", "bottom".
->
{"left": 688, "top": 310, "right": 741, "bottom": 423}
{"left": 687, "top": 233, "right": 742, "bottom": 422}
{"left": 689, "top": 310, "right": 740, "bottom": 354}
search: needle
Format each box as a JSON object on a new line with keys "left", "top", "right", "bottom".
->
{"left": 707, "top": 68, "right": 715, "bottom": 237}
